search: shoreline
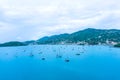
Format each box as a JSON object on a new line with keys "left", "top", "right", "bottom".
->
{"left": 0, "top": 44, "right": 116, "bottom": 48}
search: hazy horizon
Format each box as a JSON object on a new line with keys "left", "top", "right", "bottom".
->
{"left": 0, "top": 0, "right": 120, "bottom": 42}
{"left": 1, "top": 28, "right": 120, "bottom": 43}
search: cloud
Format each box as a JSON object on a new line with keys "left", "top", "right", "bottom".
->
{"left": 0, "top": 0, "right": 120, "bottom": 42}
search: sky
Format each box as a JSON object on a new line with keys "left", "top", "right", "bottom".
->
{"left": 0, "top": 0, "right": 120, "bottom": 43}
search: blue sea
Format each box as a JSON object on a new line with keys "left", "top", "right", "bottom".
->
{"left": 0, "top": 45, "right": 120, "bottom": 80}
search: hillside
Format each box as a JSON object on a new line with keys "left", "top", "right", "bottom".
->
{"left": 37, "top": 28, "right": 120, "bottom": 45}
{"left": 0, "top": 41, "right": 27, "bottom": 47}
{"left": 0, "top": 28, "right": 120, "bottom": 47}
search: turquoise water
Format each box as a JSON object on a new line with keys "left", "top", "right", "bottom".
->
{"left": 0, "top": 45, "right": 120, "bottom": 80}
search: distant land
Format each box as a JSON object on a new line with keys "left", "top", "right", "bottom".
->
{"left": 0, "top": 28, "right": 120, "bottom": 47}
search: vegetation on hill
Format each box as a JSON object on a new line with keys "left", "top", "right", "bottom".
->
{"left": 0, "top": 41, "right": 27, "bottom": 47}
{"left": 114, "top": 43, "right": 120, "bottom": 47}
{"left": 37, "top": 28, "right": 120, "bottom": 45}
{"left": 0, "top": 28, "right": 120, "bottom": 47}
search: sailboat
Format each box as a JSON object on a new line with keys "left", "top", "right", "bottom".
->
{"left": 56, "top": 47, "right": 62, "bottom": 58}
{"left": 39, "top": 51, "right": 43, "bottom": 54}
{"left": 65, "top": 58, "right": 70, "bottom": 62}
{"left": 76, "top": 53, "right": 81, "bottom": 56}
{"left": 41, "top": 57, "right": 45, "bottom": 60}
{"left": 29, "top": 52, "right": 34, "bottom": 57}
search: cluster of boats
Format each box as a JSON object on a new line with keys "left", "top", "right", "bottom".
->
{"left": 5, "top": 46, "right": 86, "bottom": 62}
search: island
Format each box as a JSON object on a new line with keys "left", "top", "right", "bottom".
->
{"left": 114, "top": 43, "right": 120, "bottom": 47}
{"left": 0, "top": 41, "right": 27, "bottom": 47}
{"left": 0, "top": 28, "right": 120, "bottom": 47}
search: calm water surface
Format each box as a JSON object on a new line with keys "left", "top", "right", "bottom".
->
{"left": 0, "top": 45, "right": 120, "bottom": 80}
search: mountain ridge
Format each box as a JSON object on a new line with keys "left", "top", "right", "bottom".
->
{"left": 0, "top": 28, "right": 120, "bottom": 47}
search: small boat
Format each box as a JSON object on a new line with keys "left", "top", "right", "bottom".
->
{"left": 53, "top": 50, "right": 56, "bottom": 52}
{"left": 14, "top": 53, "right": 18, "bottom": 58}
{"left": 23, "top": 50, "right": 26, "bottom": 52}
{"left": 29, "top": 53, "right": 34, "bottom": 57}
{"left": 42, "top": 58, "right": 45, "bottom": 60}
{"left": 6, "top": 53, "right": 8, "bottom": 55}
{"left": 72, "top": 48, "right": 74, "bottom": 50}
{"left": 65, "top": 59, "right": 70, "bottom": 62}
{"left": 39, "top": 52, "right": 42, "bottom": 54}
{"left": 56, "top": 47, "right": 62, "bottom": 58}
{"left": 56, "top": 54, "right": 62, "bottom": 58}
{"left": 76, "top": 53, "right": 80, "bottom": 56}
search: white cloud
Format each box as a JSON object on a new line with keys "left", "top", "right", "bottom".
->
{"left": 0, "top": 0, "right": 120, "bottom": 42}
